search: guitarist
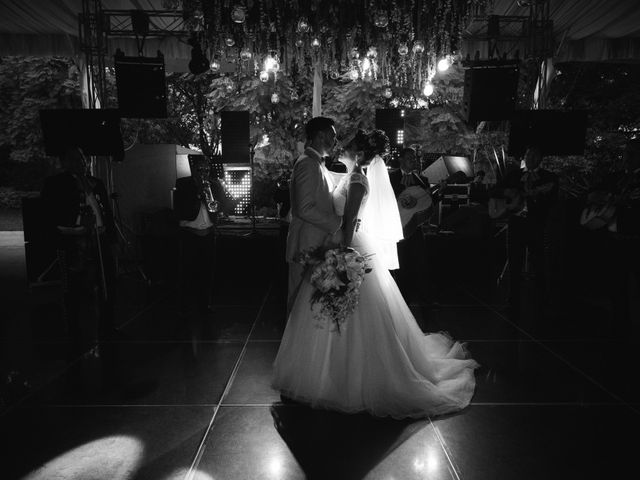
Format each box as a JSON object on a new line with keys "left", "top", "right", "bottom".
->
{"left": 389, "top": 147, "right": 440, "bottom": 304}
{"left": 491, "top": 146, "right": 558, "bottom": 320}
{"left": 582, "top": 139, "right": 640, "bottom": 334}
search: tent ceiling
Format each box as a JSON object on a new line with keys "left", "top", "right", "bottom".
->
{"left": 1, "top": 0, "right": 640, "bottom": 65}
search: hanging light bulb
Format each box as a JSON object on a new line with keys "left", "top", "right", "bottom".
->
{"left": 311, "top": 37, "right": 321, "bottom": 48}
{"left": 367, "top": 47, "right": 378, "bottom": 58}
{"left": 290, "top": 90, "right": 299, "bottom": 100}
{"left": 398, "top": 43, "right": 409, "bottom": 56}
{"left": 423, "top": 81, "right": 434, "bottom": 96}
{"left": 350, "top": 48, "right": 360, "bottom": 59}
{"left": 295, "top": 38, "right": 304, "bottom": 47}
{"left": 271, "top": 93, "right": 279, "bottom": 104}
{"left": 437, "top": 57, "right": 450, "bottom": 72}
{"left": 412, "top": 40, "right": 425, "bottom": 54}
{"left": 383, "top": 87, "right": 393, "bottom": 98}
{"left": 362, "top": 57, "right": 371, "bottom": 73}
{"left": 264, "top": 55, "right": 279, "bottom": 72}
{"left": 259, "top": 70, "right": 269, "bottom": 82}
{"left": 390, "top": 98, "right": 399, "bottom": 107}
{"left": 209, "top": 59, "right": 220, "bottom": 72}
{"left": 225, "top": 37, "right": 235, "bottom": 47}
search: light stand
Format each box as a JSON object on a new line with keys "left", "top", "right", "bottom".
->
{"left": 243, "top": 143, "right": 261, "bottom": 237}
{"left": 104, "top": 158, "right": 150, "bottom": 285}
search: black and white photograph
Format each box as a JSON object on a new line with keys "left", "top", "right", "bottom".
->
{"left": 1, "top": 1, "right": 639, "bottom": 479}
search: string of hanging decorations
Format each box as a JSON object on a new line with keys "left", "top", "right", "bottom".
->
{"left": 164, "top": 0, "right": 488, "bottom": 95}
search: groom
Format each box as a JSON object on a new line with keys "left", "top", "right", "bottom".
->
{"left": 286, "top": 116, "right": 343, "bottom": 314}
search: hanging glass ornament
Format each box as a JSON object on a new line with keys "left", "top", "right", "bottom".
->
{"left": 311, "top": 37, "right": 321, "bottom": 48}
{"left": 231, "top": 5, "right": 246, "bottom": 24}
{"left": 295, "top": 38, "right": 304, "bottom": 47}
{"left": 350, "top": 47, "right": 360, "bottom": 59}
{"left": 398, "top": 43, "right": 409, "bottom": 56}
{"left": 271, "top": 93, "right": 279, "bottom": 104}
{"left": 412, "top": 41, "right": 425, "bottom": 54}
{"left": 259, "top": 70, "right": 269, "bottom": 82}
{"left": 329, "top": 70, "right": 339, "bottom": 80}
{"left": 210, "top": 59, "right": 221, "bottom": 72}
{"left": 240, "top": 47, "right": 252, "bottom": 61}
{"left": 383, "top": 87, "right": 393, "bottom": 98}
{"left": 373, "top": 11, "right": 389, "bottom": 28}
{"left": 297, "top": 17, "right": 310, "bottom": 33}
{"left": 225, "top": 37, "right": 235, "bottom": 47}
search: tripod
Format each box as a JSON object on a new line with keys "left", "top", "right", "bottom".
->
{"left": 243, "top": 143, "right": 261, "bottom": 237}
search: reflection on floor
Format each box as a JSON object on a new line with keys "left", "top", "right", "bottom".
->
{"left": 1, "top": 229, "right": 639, "bottom": 480}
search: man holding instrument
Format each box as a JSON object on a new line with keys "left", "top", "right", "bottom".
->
{"left": 490, "top": 146, "right": 558, "bottom": 321}
{"left": 41, "top": 146, "right": 118, "bottom": 358}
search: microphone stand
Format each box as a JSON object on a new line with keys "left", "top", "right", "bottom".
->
{"left": 244, "top": 143, "right": 261, "bottom": 237}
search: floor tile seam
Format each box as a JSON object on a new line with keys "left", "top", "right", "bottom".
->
{"left": 428, "top": 417, "right": 463, "bottom": 480}
{"left": 185, "top": 281, "right": 273, "bottom": 480}
{"left": 461, "top": 287, "right": 640, "bottom": 414}
{"left": 15, "top": 403, "right": 220, "bottom": 408}
{"left": 0, "top": 350, "right": 90, "bottom": 419}
{"left": 117, "top": 296, "right": 168, "bottom": 330}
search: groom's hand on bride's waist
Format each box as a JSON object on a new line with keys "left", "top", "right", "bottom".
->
{"left": 328, "top": 229, "right": 344, "bottom": 247}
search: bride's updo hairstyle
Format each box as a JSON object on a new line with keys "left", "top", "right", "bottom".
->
{"left": 349, "top": 129, "right": 390, "bottom": 165}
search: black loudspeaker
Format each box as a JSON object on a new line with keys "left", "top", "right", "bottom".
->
{"left": 462, "top": 66, "right": 519, "bottom": 122}
{"left": 221, "top": 111, "right": 250, "bottom": 163}
{"left": 375, "top": 109, "right": 405, "bottom": 147}
{"left": 508, "top": 110, "right": 588, "bottom": 157}
{"left": 114, "top": 52, "right": 167, "bottom": 118}
{"left": 39, "top": 109, "right": 125, "bottom": 161}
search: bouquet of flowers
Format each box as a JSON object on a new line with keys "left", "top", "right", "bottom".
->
{"left": 295, "top": 245, "right": 373, "bottom": 333}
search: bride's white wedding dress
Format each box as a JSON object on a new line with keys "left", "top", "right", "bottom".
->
{"left": 273, "top": 169, "right": 478, "bottom": 419}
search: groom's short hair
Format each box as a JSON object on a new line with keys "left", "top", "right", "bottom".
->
{"left": 305, "top": 116, "right": 335, "bottom": 140}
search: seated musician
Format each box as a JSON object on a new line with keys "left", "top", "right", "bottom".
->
{"left": 581, "top": 139, "right": 640, "bottom": 333}
{"left": 40, "top": 146, "right": 117, "bottom": 356}
{"left": 490, "top": 146, "right": 558, "bottom": 320}
{"left": 388, "top": 147, "right": 439, "bottom": 304}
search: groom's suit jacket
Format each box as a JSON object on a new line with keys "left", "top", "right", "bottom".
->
{"left": 286, "top": 147, "right": 342, "bottom": 262}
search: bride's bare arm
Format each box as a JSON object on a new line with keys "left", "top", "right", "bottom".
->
{"left": 342, "top": 182, "right": 366, "bottom": 246}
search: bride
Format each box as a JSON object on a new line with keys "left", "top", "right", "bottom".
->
{"left": 273, "top": 129, "right": 478, "bottom": 419}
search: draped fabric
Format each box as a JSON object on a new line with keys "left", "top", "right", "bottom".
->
{"left": 2, "top": 0, "right": 640, "bottom": 63}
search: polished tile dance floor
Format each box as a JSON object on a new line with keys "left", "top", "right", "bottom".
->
{"left": 1, "top": 229, "right": 638, "bottom": 479}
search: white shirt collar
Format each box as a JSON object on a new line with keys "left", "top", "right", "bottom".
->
{"left": 305, "top": 146, "right": 324, "bottom": 162}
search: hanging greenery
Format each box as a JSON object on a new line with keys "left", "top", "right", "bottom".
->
{"left": 163, "top": 0, "right": 488, "bottom": 93}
